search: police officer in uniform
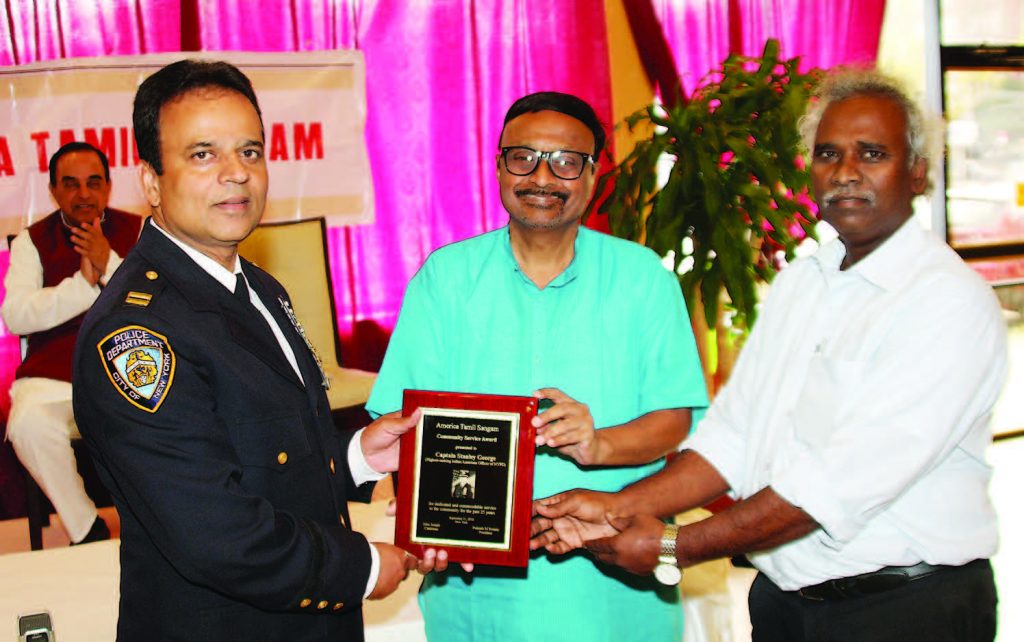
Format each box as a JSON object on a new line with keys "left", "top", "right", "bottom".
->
{"left": 73, "top": 59, "right": 435, "bottom": 641}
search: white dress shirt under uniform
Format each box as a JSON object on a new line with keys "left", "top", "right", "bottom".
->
{"left": 685, "top": 218, "right": 1008, "bottom": 591}
{"left": 151, "top": 220, "right": 383, "bottom": 596}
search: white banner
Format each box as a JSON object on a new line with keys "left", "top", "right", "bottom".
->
{"left": 0, "top": 50, "right": 373, "bottom": 240}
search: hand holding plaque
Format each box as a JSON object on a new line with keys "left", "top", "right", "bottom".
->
{"left": 531, "top": 387, "right": 601, "bottom": 465}
{"left": 394, "top": 390, "right": 538, "bottom": 567}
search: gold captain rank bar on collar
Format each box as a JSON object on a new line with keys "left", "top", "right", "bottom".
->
{"left": 125, "top": 291, "right": 153, "bottom": 307}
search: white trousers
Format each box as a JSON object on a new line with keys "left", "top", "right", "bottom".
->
{"left": 6, "top": 377, "right": 97, "bottom": 542}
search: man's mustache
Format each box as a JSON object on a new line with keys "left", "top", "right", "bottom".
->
{"left": 822, "top": 189, "right": 876, "bottom": 206}
{"left": 515, "top": 187, "right": 568, "bottom": 202}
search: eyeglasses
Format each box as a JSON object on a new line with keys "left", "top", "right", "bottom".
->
{"left": 500, "top": 146, "right": 595, "bottom": 180}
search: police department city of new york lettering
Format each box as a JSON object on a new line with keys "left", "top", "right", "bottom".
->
{"left": 98, "top": 325, "right": 176, "bottom": 413}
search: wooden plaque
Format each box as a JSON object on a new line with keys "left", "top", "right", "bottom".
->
{"left": 395, "top": 390, "right": 538, "bottom": 567}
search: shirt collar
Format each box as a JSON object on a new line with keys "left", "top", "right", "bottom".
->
{"left": 59, "top": 208, "right": 107, "bottom": 231}
{"left": 149, "top": 218, "right": 242, "bottom": 292}
{"left": 500, "top": 224, "right": 582, "bottom": 289}
{"left": 812, "top": 217, "right": 924, "bottom": 291}
{"left": 812, "top": 234, "right": 847, "bottom": 274}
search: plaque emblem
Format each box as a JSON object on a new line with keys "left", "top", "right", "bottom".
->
{"left": 98, "top": 325, "right": 175, "bottom": 413}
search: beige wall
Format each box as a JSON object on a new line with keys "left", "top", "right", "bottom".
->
{"left": 604, "top": 0, "right": 655, "bottom": 163}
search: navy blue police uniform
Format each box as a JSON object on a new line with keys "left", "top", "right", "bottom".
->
{"left": 73, "top": 221, "right": 376, "bottom": 641}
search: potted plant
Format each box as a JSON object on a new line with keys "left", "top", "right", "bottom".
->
{"left": 590, "top": 39, "right": 820, "bottom": 386}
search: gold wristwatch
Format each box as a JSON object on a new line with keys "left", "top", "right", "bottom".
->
{"left": 653, "top": 523, "right": 682, "bottom": 585}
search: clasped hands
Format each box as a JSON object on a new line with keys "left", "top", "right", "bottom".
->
{"left": 531, "top": 392, "right": 668, "bottom": 575}
{"left": 373, "top": 485, "right": 670, "bottom": 598}
{"left": 530, "top": 489, "right": 668, "bottom": 576}
{"left": 73, "top": 217, "right": 112, "bottom": 286}
{"left": 362, "top": 395, "right": 663, "bottom": 598}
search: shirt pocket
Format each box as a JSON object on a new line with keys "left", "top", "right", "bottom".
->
{"left": 792, "top": 356, "right": 868, "bottom": 451}
{"left": 231, "top": 412, "right": 312, "bottom": 471}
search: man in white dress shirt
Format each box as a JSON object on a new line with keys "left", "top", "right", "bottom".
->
{"left": 532, "top": 69, "right": 1006, "bottom": 642}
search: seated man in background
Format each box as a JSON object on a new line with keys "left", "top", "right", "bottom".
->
{"left": 2, "top": 142, "right": 141, "bottom": 544}
{"left": 533, "top": 69, "right": 1007, "bottom": 642}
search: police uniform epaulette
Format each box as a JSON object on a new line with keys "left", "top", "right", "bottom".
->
{"left": 119, "top": 266, "right": 168, "bottom": 309}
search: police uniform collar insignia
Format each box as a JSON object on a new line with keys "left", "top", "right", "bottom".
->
{"left": 125, "top": 291, "right": 153, "bottom": 307}
{"left": 278, "top": 297, "right": 330, "bottom": 390}
{"left": 98, "top": 325, "right": 175, "bottom": 413}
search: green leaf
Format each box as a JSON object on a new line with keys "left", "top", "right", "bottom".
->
{"left": 599, "top": 39, "right": 820, "bottom": 334}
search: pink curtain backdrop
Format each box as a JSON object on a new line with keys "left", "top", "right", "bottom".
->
{"left": 0, "top": 0, "right": 614, "bottom": 418}
{"left": 0, "top": 0, "right": 885, "bottom": 425}
{"left": 653, "top": 0, "right": 887, "bottom": 95}
{"left": 192, "top": 0, "right": 614, "bottom": 369}
{"left": 0, "top": 0, "right": 179, "bottom": 65}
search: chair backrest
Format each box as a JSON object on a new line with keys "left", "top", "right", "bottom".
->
{"left": 238, "top": 217, "right": 343, "bottom": 371}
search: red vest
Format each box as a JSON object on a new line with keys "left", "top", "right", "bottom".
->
{"left": 16, "top": 209, "right": 142, "bottom": 382}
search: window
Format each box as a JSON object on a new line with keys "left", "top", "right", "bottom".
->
{"left": 939, "top": 0, "right": 1024, "bottom": 437}
{"left": 878, "top": 0, "right": 1024, "bottom": 437}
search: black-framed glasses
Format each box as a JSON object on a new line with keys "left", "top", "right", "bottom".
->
{"left": 500, "top": 146, "right": 595, "bottom": 180}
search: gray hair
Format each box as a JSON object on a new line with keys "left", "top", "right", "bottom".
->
{"left": 799, "top": 69, "right": 937, "bottom": 184}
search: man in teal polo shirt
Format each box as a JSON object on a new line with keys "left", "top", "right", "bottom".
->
{"left": 366, "top": 92, "right": 708, "bottom": 641}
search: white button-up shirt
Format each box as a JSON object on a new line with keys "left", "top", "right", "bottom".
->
{"left": 685, "top": 218, "right": 1007, "bottom": 590}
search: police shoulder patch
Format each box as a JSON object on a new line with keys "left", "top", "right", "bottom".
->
{"left": 98, "top": 325, "right": 176, "bottom": 413}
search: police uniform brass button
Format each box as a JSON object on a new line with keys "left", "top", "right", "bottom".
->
{"left": 316, "top": 600, "right": 329, "bottom": 610}
{"left": 145, "top": 270, "right": 159, "bottom": 280}
{"left": 299, "top": 598, "right": 312, "bottom": 608}
{"left": 332, "top": 602, "right": 344, "bottom": 611}
{"left": 329, "top": 458, "right": 336, "bottom": 474}
{"left": 277, "top": 451, "right": 288, "bottom": 465}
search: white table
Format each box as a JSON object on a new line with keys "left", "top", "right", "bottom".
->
{"left": 0, "top": 501, "right": 761, "bottom": 641}
{"left": 0, "top": 501, "right": 426, "bottom": 642}
{"left": 0, "top": 538, "right": 119, "bottom": 641}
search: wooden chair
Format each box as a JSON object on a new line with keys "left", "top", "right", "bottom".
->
{"left": 238, "top": 217, "right": 376, "bottom": 410}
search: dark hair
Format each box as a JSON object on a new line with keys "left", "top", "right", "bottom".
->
{"left": 133, "top": 59, "right": 263, "bottom": 175}
{"left": 500, "top": 92, "right": 606, "bottom": 157}
{"left": 48, "top": 142, "right": 110, "bottom": 186}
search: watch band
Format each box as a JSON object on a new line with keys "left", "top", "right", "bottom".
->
{"left": 660, "top": 523, "right": 680, "bottom": 557}
{"left": 654, "top": 523, "right": 682, "bottom": 585}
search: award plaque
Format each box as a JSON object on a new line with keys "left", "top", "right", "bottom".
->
{"left": 395, "top": 390, "right": 538, "bottom": 567}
